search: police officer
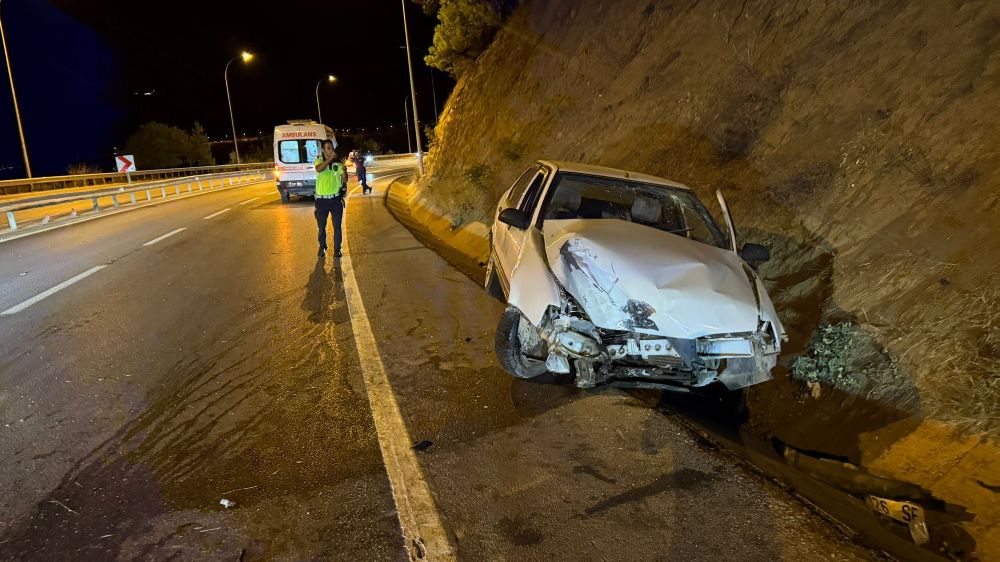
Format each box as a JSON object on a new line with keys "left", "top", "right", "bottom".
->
{"left": 314, "top": 139, "right": 348, "bottom": 258}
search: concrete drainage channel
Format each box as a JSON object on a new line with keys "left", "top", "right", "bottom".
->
{"left": 0, "top": 170, "right": 272, "bottom": 243}
{"left": 381, "top": 177, "right": 976, "bottom": 562}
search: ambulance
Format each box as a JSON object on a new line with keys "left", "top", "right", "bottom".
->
{"left": 273, "top": 120, "right": 337, "bottom": 203}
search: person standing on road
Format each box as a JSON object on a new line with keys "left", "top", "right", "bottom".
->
{"left": 354, "top": 151, "right": 371, "bottom": 195}
{"left": 314, "top": 139, "right": 348, "bottom": 258}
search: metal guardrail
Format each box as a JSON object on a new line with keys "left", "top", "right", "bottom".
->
{"left": 0, "top": 162, "right": 271, "bottom": 196}
{"left": 370, "top": 153, "right": 419, "bottom": 163}
{"left": 1, "top": 155, "right": 417, "bottom": 197}
{"left": 2, "top": 168, "right": 272, "bottom": 232}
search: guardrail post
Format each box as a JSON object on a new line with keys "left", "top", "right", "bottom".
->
{"left": 6, "top": 211, "right": 16, "bottom": 231}
{"left": 145, "top": 189, "right": 152, "bottom": 201}
{"left": 187, "top": 183, "right": 192, "bottom": 193}
{"left": 174, "top": 185, "right": 181, "bottom": 195}
{"left": 92, "top": 197, "right": 100, "bottom": 212}
{"left": 161, "top": 187, "right": 167, "bottom": 198}
{"left": 111, "top": 194, "right": 119, "bottom": 209}
{"left": 228, "top": 177, "right": 233, "bottom": 186}
{"left": 130, "top": 193, "right": 137, "bottom": 205}
{"left": 197, "top": 179, "right": 202, "bottom": 190}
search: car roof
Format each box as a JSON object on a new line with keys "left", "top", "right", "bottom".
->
{"left": 539, "top": 160, "right": 693, "bottom": 191}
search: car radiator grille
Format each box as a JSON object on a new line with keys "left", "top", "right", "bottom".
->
{"left": 644, "top": 355, "right": 684, "bottom": 369}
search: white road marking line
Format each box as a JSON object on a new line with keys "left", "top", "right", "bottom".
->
{"left": 1, "top": 265, "right": 107, "bottom": 315}
{"left": 202, "top": 208, "right": 231, "bottom": 220}
{"left": 339, "top": 236, "right": 455, "bottom": 561}
{"left": 238, "top": 197, "right": 259, "bottom": 205}
{"left": 142, "top": 227, "right": 187, "bottom": 247}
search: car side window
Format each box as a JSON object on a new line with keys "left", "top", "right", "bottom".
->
{"left": 505, "top": 165, "right": 539, "bottom": 208}
{"left": 518, "top": 171, "right": 548, "bottom": 215}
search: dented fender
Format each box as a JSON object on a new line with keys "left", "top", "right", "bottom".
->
{"left": 507, "top": 227, "right": 561, "bottom": 326}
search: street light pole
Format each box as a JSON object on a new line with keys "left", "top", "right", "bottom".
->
{"left": 399, "top": 45, "right": 439, "bottom": 126}
{"left": 315, "top": 75, "right": 336, "bottom": 125}
{"left": 224, "top": 51, "right": 252, "bottom": 165}
{"left": 400, "top": 0, "right": 424, "bottom": 175}
{"left": 430, "top": 67, "right": 438, "bottom": 125}
{"left": 403, "top": 95, "right": 412, "bottom": 153}
{"left": 0, "top": 1, "right": 31, "bottom": 178}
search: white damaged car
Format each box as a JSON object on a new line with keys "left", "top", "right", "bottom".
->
{"left": 485, "top": 160, "right": 785, "bottom": 395}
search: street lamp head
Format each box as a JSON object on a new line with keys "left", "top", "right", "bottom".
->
{"left": 328, "top": 75, "right": 337, "bottom": 83}
{"left": 241, "top": 51, "right": 254, "bottom": 63}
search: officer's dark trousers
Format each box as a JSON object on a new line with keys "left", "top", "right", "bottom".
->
{"left": 315, "top": 197, "right": 344, "bottom": 252}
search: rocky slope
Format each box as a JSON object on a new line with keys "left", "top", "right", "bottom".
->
{"left": 420, "top": 0, "right": 1000, "bottom": 437}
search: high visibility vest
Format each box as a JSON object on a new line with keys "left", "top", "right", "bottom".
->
{"left": 315, "top": 158, "right": 345, "bottom": 196}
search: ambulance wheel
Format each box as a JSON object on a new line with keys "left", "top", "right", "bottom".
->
{"left": 280, "top": 191, "right": 290, "bottom": 203}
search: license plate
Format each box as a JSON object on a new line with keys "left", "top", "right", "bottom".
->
{"left": 866, "top": 495, "right": 924, "bottom": 525}
{"left": 288, "top": 181, "right": 303, "bottom": 187}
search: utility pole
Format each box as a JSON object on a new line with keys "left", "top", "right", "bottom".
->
{"left": 404, "top": 95, "right": 412, "bottom": 153}
{"left": 400, "top": 0, "right": 424, "bottom": 175}
{"left": 0, "top": 1, "right": 31, "bottom": 178}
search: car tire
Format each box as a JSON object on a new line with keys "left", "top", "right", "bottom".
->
{"left": 484, "top": 255, "right": 505, "bottom": 302}
{"left": 495, "top": 307, "right": 548, "bottom": 379}
{"left": 280, "top": 190, "right": 290, "bottom": 203}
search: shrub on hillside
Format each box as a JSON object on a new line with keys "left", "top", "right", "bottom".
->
{"left": 418, "top": 0, "right": 517, "bottom": 77}
{"left": 792, "top": 323, "right": 864, "bottom": 391}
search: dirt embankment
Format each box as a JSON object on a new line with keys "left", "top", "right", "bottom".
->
{"left": 410, "top": 0, "right": 1000, "bottom": 558}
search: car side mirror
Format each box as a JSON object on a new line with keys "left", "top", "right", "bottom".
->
{"left": 740, "top": 243, "right": 770, "bottom": 263}
{"left": 498, "top": 208, "right": 531, "bottom": 230}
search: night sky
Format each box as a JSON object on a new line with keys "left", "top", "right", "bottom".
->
{"left": 0, "top": 0, "right": 447, "bottom": 178}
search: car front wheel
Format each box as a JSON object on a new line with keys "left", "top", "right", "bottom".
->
{"left": 484, "top": 254, "right": 505, "bottom": 302}
{"left": 495, "top": 307, "right": 548, "bottom": 379}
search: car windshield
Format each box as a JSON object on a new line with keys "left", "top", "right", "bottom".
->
{"left": 541, "top": 172, "right": 729, "bottom": 249}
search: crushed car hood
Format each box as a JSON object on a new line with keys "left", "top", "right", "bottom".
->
{"left": 542, "top": 219, "right": 761, "bottom": 338}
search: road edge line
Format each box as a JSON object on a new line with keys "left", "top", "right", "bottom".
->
{"left": 339, "top": 197, "right": 455, "bottom": 561}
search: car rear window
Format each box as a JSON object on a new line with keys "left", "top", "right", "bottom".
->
{"left": 278, "top": 140, "right": 322, "bottom": 164}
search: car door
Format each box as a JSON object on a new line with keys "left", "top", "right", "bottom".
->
{"left": 496, "top": 166, "right": 551, "bottom": 276}
{"left": 490, "top": 164, "right": 538, "bottom": 265}
{"left": 715, "top": 189, "right": 738, "bottom": 253}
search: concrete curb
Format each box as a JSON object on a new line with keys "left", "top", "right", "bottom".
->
{"left": 385, "top": 178, "right": 490, "bottom": 280}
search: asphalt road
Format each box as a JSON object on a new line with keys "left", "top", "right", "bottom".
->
{"left": 0, "top": 174, "right": 883, "bottom": 561}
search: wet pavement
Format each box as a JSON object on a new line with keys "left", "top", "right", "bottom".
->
{"left": 0, "top": 181, "right": 401, "bottom": 560}
{"left": 0, "top": 176, "right": 883, "bottom": 560}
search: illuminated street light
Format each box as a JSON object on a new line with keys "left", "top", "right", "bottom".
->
{"left": 225, "top": 50, "right": 253, "bottom": 164}
{"left": 0, "top": 0, "right": 31, "bottom": 178}
{"left": 315, "top": 74, "right": 337, "bottom": 125}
